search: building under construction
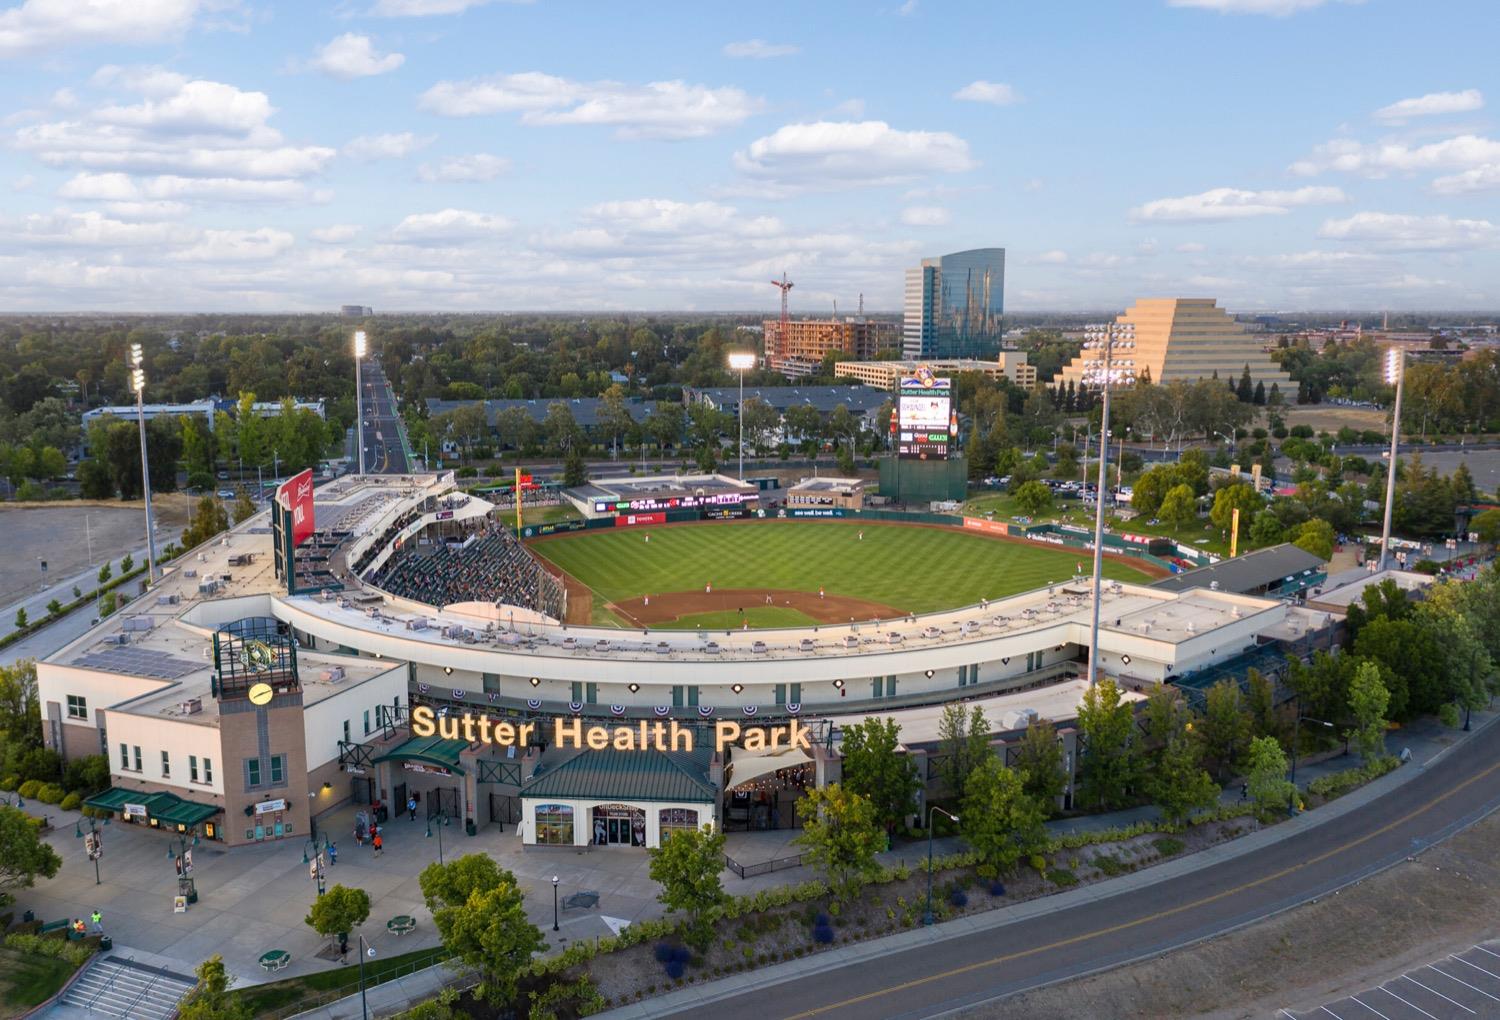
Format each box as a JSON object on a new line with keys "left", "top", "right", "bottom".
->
{"left": 764, "top": 318, "right": 900, "bottom": 378}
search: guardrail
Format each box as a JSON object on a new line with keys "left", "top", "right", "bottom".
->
{"left": 724, "top": 852, "right": 803, "bottom": 879}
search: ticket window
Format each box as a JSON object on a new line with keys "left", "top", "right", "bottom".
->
{"left": 248, "top": 808, "right": 290, "bottom": 842}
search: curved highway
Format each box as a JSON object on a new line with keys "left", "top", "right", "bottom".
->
{"left": 662, "top": 726, "right": 1500, "bottom": 1020}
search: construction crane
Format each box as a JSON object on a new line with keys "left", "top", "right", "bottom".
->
{"left": 770, "top": 272, "right": 793, "bottom": 332}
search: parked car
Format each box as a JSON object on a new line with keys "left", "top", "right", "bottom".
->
{"left": 216, "top": 489, "right": 235, "bottom": 499}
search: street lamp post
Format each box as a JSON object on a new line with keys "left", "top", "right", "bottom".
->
{"left": 552, "top": 875, "right": 560, "bottom": 932}
{"left": 167, "top": 831, "right": 200, "bottom": 903}
{"left": 76, "top": 815, "right": 109, "bottom": 886}
{"left": 303, "top": 836, "right": 332, "bottom": 897}
{"left": 358, "top": 934, "right": 375, "bottom": 1020}
{"left": 1081, "top": 322, "right": 1137, "bottom": 686}
{"left": 425, "top": 810, "right": 451, "bottom": 865}
{"left": 1378, "top": 348, "right": 1405, "bottom": 571}
{"left": 130, "top": 343, "right": 158, "bottom": 585}
{"left": 1290, "top": 710, "right": 1335, "bottom": 787}
{"left": 727, "top": 352, "right": 756, "bottom": 480}
{"left": 354, "top": 331, "right": 368, "bottom": 476}
{"left": 922, "top": 805, "right": 960, "bottom": 925}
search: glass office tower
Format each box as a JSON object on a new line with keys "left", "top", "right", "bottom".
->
{"left": 902, "top": 247, "right": 1005, "bottom": 359}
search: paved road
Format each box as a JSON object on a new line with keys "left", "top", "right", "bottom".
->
{"left": 359, "top": 359, "right": 410, "bottom": 474}
{"left": 662, "top": 726, "right": 1500, "bottom": 1020}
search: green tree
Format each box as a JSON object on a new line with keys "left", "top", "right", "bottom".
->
{"left": 45, "top": 598, "right": 61, "bottom": 616}
{"left": 646, "top": 824, "right": 728, "bottom": 951}
{"left": 1012, "top": 717, "right": 1066, "bottom": 811}
{"left": 0, "top": 804, "right": 62, "bottom": 907}
{"left": 838, "top": 717, "right": 919, "bottom": 830}
{"left": 182, "top": 495, "right": 230, "bottom": 550}
{"left": 1076, "top": 677, "right": 1136, "bottom": 810}
{"left": 1209, "top": 482, "right": 1261, "bottom": 536}
{"left": 562, "top": 447, "right": 587, "bottom": 487}
{"left": 1346, "top": 661, "right": 1390, "bottom": 762}
{"left": 418, "top": 854, "right": 546, "bottom": 1006}
{"left": 176, "top": 955, "right": 251, "bottom": 1020}
{"left": 1159, "top": 483, "right": 1197, "bottom": 531}
{"left": 97, "top": 562, "right": 111, "bottom": 585}
{"left": 1246, "top": 736, "right": 1295, "bottom": 820}
{"left": 1472, "top": 508, "right": 1500, "bottom": 545}
{"left": 1248, "top": 510, "right": 1285, "bottom": 548}
{"left": 795, "top": 783, "right": 884, "bottom": 904}
{"left": 1012, "top": 480, "right": 1053, "bottom": 518}
{"left": 1199, "top": 679, "right": 1252, "bottom": 781}
{"left": 935, "top": 703, "right": 991, "bottom": 800}
{"left": 121, "top": 553, "right": 134, "bottom": 574}
{"left": 14, "top": 608, "right": 26, "bottom": 630}
{"left": 1149, "top": 730, "right": 1220, "bottom": 824}
{"left": 960, "top": 757, "right": 1048, "bottom": 878}
{"left": 1292, "top": 518, "right": 1335, "bottom": 560}
{"left": 232, "top": 487, "right": 256, "bottom": 525}
{"left": 304, "top": 884, "right": 371, "bottom": 950}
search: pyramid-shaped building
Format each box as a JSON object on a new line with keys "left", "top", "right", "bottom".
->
{"left": 1054, "top": 298, "right": 1297, "bottom": 396}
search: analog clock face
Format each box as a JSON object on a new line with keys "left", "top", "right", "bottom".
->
{"left": 248, "top": 682, "right": 274, "bottom": 706}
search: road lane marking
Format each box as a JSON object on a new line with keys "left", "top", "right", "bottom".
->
{"left": 1401, "top": 974, "right": 1473, "bottom": 1013}
{"left": 1347, "top": 997, "right": 1391, "bottom": 1020}
{"left": 1427, "top": 965, "right": 1499, "bottom": 1002}
{"left": 780, "top": 757, "right": 1500, "bottom": 1020}
{"left": 1376, "top": 987, "right": 1438, "bottom": 1020}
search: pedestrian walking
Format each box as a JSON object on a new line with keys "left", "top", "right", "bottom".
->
{"left": 328, "top": 842, "right": 338, "bottom": 865}
{"left": 372, "top": 832, "right": 383, "bottom": 856}
{"left": 407, "top": 796, "right": 417, "bottom": 821}
{"left": 90, "top": 910, "right": 103, "bottom": 934}
{"left": 72, "top": 919, "right": 85, "bottom": 937}
{"left": 819, "top": 586, "right": 824, "bottom": 599}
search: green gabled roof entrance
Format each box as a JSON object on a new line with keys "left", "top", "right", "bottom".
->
{"left": 83, "top": 787, "right": 220, "bottom": 825}
{"left": 520, "top": 749, "right": 715, "bottom": 803}
{"left": 372, "top": 735, "right": 468, "bottom": 775}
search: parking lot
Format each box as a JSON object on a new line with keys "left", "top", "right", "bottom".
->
{"left": 1283, "top": 941, "right": 1500, "bottom": 1019}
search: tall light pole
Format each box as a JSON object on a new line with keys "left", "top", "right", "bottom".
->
{"left": 922, "top": 805, "right": 959, "bottom": 925}
{"left": 425, "top": 809, "right": 451, "bottom": 866}
{"left": 1081, "top": 322, "right": 1136, "bottom": 687}
{"left": 1377, "top": 347, "right": 1405, "bottom": 571}
{"left": 130, "top": 343, "right": 158, "bottom": 584}
{"left": 357, "top": 934, "right": 375, "bottom": 1020}
{"left": 354, "top": 331, "right": 368, "bottom": 476}
{"left": 728, "top": 352, "right": 756, "bottom": 480}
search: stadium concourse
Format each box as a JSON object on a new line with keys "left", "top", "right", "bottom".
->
{"left": 36, "top": 471, "right": 1338, "bottom": 857}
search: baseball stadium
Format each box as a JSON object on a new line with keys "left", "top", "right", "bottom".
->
{"left": 37, "top": 470, "right": 1334, "bottom": 853}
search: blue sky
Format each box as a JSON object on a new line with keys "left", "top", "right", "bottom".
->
{"left": 1, "top": 0, "right": 1497, "bottom": 312}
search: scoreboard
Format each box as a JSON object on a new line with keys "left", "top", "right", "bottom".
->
{"left": 896, "top": 371, "right": 954, "bottom": 460}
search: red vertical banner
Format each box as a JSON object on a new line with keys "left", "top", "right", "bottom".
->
{"left": 277, "top": 468, "right": 316, "bottom": 546}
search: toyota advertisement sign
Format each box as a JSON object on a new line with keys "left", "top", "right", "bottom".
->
{"left": 277, "top": 468, "right": 316, "bottom": 547}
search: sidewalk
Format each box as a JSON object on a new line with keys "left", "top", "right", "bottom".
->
{"left": 0, "top": 544, "right": 149, "bottom": 642}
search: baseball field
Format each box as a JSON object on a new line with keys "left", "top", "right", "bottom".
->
{"left": 528, "top": 519, "right": 1158, "bottom": 629}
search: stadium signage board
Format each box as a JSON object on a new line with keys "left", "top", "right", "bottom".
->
{"left": 897, "top": 371, "right": 953, "bottom": 461}
{"left": 593, "top": 491, "right": 754, "bottom": 514}
{"left": 780, "top": 507, "right": 845, "bottom": 519}
{"left": 275, "top": 468, "right": 316, "bottom": 546}
{"left": 412, "top": 704, "right": 811, "bottom": 754}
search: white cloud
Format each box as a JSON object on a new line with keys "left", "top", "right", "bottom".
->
{"left": 16, "top": 70, "right": 336, "bottom": 182}
{"left": 581, "top": 198, "right": 782, "bottom": 240}
{"left": 370, "top": 0, "right": 520, "bottom": 14}
{"left": 12, "top": 174, "right": 35, "bottom": 191}
{"left": 1166, "top": 0, "right": 1355, "bottom": 15}
{"left": 419, "top": 71, "right": 761, "bottom": 139}
{"left": 416, "top": 153, "right": 511, "bottom": 182}
{"left": 1374, "top": 89, "right": 1483, "bottom": 123}
{"left": 173, "top": 227, "right": 295, "bottom": 262}
{"left": 309, "top": 33, "right": 405, "bottom": 79}
{"left": 953, "top": 80, "right": 1021, "bottom": 106}
{"left": 900, "top": 205, "right": 950, "bottom": 226}
{"left": 897, "top": 0, "right": 918, "bottom": 14}
{"left": 1317, "top": 211, "right": 1498, "bottom": 251}
{"left": 1431, "top": 165, "right": 1500, "bottom": 195}
{"left": 343, "top": 132, "right": 433, "bottom": 160}
{"left": 723, "top": 39, "right": 798, "bottom": 59}
{"left": 0, "top": 0, "right": 198, "bottom": 58}
{"left": 105, "top": 200, "right": 188, "bottom": 220}
{"left": 1131, "top": 185, "right": 1347, "bottom": 222}
{"left": 1290, "top": 133, "right": 1500, "bottom": 178}
{"left": 1032, "top": 249, "right": 1069, "bottom": 264}
{"left": 732, "top": 120, "right": 975, "bottom": 193}
{"left": 311, "top": 224, "right": 361, "bottom": 243}
{"left": 2, "top": 209, "right": 183, "bottom": 248}
{"left": 57, "top": 170, "right": 310, "bottom": 202}
{"left": 391, "top": 208, "right": 512, "bottom": 243}
{"left": 1176, "top": 241, "right": 1207, "bottom": 253}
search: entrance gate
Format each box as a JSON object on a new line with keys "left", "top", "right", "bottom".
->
{"left": 487, "top": 792, "right": 521, "bottom": 829}
{"left": 427, "top": 786, "right": 461, "bottom": 821}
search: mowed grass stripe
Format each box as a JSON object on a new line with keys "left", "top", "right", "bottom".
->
{"left": 529, "top": 521, "right": 1152, "bottom": 614}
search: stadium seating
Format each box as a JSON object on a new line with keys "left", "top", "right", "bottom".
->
{"left": 370, "top": 525, "right": 565, "bottom": 619}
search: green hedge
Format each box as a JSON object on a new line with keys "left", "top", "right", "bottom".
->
{"left": 1307, "top": 756, "right": 1400, "bottom": 801}
{"left": 4, "top": 932, "right": 95, "bottom": 968}
{"left": 0, "top": 564, "right": 149, "bottom": 651}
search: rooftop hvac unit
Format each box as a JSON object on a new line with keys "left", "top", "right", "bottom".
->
{"left": 103, "top": 633, "right": 129, "bottom": 646}
{"left": 1187, "top": 621, "right": 1196, "bottom": 633}
{"left": 1140, "top": 623, "right": 1152, "bottom": 634}
{"left": 184, "top": 569, "right": 197, "bottom": 578}
{"left": 321, "top": 666, "right": 346, "bottom": 682}
{"left": 197, "top": 553, "right": 208, "bottom": 563}
{"left": 199, "top": 581, "right": 218, "bottom": 595}
{"left": 123, "top": 617, "right": 154, "bottom": 632}
{"left": 1231, "top": 607, "right": 1242, "bottom": 620}
{"left": 156, "top": 594, "right": 181, "bottom": 605}
{"left": 1210, "top": 581, "right": 1221, "bottom": 591}
{"left": 179, "top": 698, "right": 202, "bottom": 715}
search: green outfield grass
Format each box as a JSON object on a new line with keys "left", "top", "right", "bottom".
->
{"left": 530, "top": 520, "right": 1154, "bottom": 615}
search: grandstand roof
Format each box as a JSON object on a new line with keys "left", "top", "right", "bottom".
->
{"left": 1151, "top": 544, "right": 1326, "bottom": 595}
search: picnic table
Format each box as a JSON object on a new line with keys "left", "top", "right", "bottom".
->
{"left": 386, "top": 915, "right": 417, "bottom": 936}
{"left": 259, "top": 949, "right": 290, "bottom": 972}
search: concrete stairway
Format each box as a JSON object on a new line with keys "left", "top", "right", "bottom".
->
{"left": 57, "top": 956, "right": 197, "bottom": 1020}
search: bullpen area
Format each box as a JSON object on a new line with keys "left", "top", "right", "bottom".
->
{"left": 528, "top": 519, "right": 1158, "bottom": 628}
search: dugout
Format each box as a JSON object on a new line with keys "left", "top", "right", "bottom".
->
{"left": 877, "top": 454, "right": 968, "bottom": 505}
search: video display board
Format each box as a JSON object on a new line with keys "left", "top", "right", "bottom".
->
{"left": 897, "top": 371, "right": 953, "bottom": 460}
{"left": 592, "top": 491, "right": 755, "bottom": 514}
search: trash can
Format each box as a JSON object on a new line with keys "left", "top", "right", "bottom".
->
{"left": 375, "top": 804, "right": 389, "bottom": 824}
{"left": 99, "top": 936, "right": 112, "bottom": 952}
{"left": 22, "top": 910, "right": 34, "bottom": 923}
{"left": 465, "top": 819, "right": 476, "bottom": 837}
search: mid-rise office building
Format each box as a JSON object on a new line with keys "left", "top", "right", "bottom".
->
{"left": 763, "top": 318, "right": 899, "bottom": 377}
{"left": 903, "top": 248, "right": 1006, "bottom": 360}
{"left": 835, "top": 353, "right": 1036, "bottom": 391}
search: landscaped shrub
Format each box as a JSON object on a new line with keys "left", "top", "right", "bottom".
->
{"left": 59, "top": 793, "right": 81, "bottom": 811}
{"left": 1047, "top": 868, "right": 1078, "bottom": 887}
{"left": 670, "top": 946, "right": 691, "bottom": 966}
{"left": 813, "top": 924, "right": 834, "bottom": 944}
{"left": 653, "top": 943, "right": 674, "bottom": 963}
{"left": 34, "top": 784, "right": 65, "bottom": 805}
{"left": 1152, "top": 837, "right": 1185, "bottom": 857}
{"left": 17, "top": 779, "right": 41, "bottom": 799}
{"left": 0, "top": 776, "right": 16, "bottom": 791}
{"left": 1092, "top": 853, "right": 1126, "bottom": 877}
{"left": 988, "top": 880, "right": 1006, "bottom": 896}
{"left": 664, "top": 960, "right": 684, "bottom": 980}
{"left": 948, "top": 889, "right": 968, "bottom": 908}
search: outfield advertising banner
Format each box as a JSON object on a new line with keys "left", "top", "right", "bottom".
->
{"left": 592, "top": 491, "right": 754, "bottom": 514}
{"left": 701, "top": 507, "right": 753, "bottom": 521}
{"left": 521, "top": 520, "right": 586, "bottom": 538}
{"left": 275, "top": 468, "right": 315, "bottom": 547}
{"left": 614, "top": 512, "right": 666, "bottom": 528}
{"left": 897, "top": 369, "right": 953, "bottom": 461}
{"left": 780, "top": 507, "right": 847, "bottom": 519}
{"left": 962, "top": 516, "right": 1012, "bottom": 537}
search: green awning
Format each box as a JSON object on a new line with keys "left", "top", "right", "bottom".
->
{"left": 83, "top": 788, "right": 220, "bottom": 825}
{"left": 520, "top": 749, "right": 716, "bottom": 803}
{"left": 372, "top": 735, "right": 468, "bottom": 776}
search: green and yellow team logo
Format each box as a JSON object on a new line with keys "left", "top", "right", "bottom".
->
{"left": 240, "top": 639, "right": 276, "bottom": 674}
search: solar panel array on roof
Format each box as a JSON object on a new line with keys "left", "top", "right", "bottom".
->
{"left": 71, "top": 646, "right": 201, "bottom": 680}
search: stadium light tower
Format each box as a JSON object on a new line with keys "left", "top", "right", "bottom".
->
{"left": 130, "top": 343, "right": 158, "bottom": 585}
{"left": 353, "top": 331, "right": 367, "bottom": 476}
{"left": 1081, "top": 321, "right": 1136, "bottom": 687}
{"left": 728, "top": 351, "right": 757, "bottom": 480}
{"left": 1377, "top": 347, "right": 1405, "bottom": 571}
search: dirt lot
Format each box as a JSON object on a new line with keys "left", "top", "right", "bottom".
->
{"left": 1281, "top": 403, "right": 1388, "bottom": 434}
{"left": 0, "top": 496, "right": 192, "bottom": 604}
{"left": 978, "top": 810, "right": 1500, "bottom": 1019}
{"left": 610, "top": 588, "right": 902, "bottom": 628}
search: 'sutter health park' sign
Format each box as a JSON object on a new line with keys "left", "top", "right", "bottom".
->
{"left": 411, "top": 704, "right": 812, "bottom": 754}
